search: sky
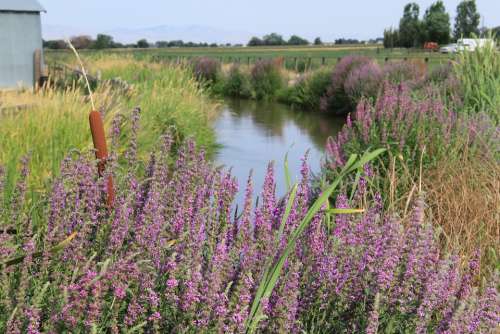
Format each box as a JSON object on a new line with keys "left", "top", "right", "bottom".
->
{"left": 40, "top": 0, "right": 500, "bottom": 42}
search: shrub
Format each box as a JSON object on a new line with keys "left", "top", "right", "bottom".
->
{"left": 278, "top": 69, "right": 332, "bottom": 110}
{"left": 320, "top": 55, "right": 372, "bottom": 115}
{"left": 344, "top": 61, "right": 383, "bottom": 103}
{"left": 250, "top": 59, "right": 284, "bottom": 100}
{"left": 191, "top": 57, "right": 221, "bottom": 84}
{"left": 1, "top": 131, "right": 498, "bottom": 333}
{"left": 422, "top": 62, "right": 463, "bottom": 107}
{"left": 427, "top": 62, "right": 454, "bottom": 84}
{"left": 382, "top": 60, "right": 421, "bottom": 86}
{"left": 223, "top": 65, "right": 252, "bottom": 98}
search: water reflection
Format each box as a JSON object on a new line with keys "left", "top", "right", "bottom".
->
{"left": 215, "top": 99, "right": 344, "bottom": 205}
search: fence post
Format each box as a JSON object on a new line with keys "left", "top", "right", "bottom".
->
{"left": 34, "top": 49, "right": 41, "bottom": 90}
{"left": 322, "top": 57, "right": 326, "bottom": 66}
{"left": 89, "top": 110, "right": 114, "bottom": 207}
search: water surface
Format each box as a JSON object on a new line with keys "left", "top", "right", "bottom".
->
{"left": 214, "top": 99, "right": 344, "bottom": 205}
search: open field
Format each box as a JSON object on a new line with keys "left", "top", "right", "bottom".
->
{"left": 46, "top": 45, "right": 453, "bottom": 70}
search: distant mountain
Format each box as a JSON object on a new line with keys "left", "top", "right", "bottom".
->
{"left": 42, "top": 24, "right": 255, "bottom": 44}
{"left": 107, "top": 25, "right": 254, "bottom": 44}
{"left": 42, "top": 24, "right": 97, "bottom": 40}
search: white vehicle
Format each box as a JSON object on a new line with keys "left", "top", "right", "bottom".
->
{"left": 440, "top": 39, "right": 495, "bottom": 54}
{"left": 457, "top": 38, "right": 495, "bottom": 52}
{"left": 440, "top": 43, "right": 458, "bottom": 53}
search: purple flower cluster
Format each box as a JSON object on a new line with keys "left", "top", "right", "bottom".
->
{"left": 325, "top": 82, "right": 492, "bottom": 170}
{"left": 320, "top": 55, "right": 372, "bottom": 114}
{"left": 344, "top": 60, "right": 383, "bottom": 102}
{"left": 1, "top": 114, "right": 498, "bottom": 333}
{"left": 382, "top": 60, "right": 422, "bottom": 86}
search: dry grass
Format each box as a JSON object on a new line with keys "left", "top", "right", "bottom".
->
{"left": 424, "top": 154, "right": 500, "bottom": 276}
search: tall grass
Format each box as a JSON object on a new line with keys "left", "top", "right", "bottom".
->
{"left": 453, "top": 39, "right": 500, "bottom": 122}
{"left": 250, "top": 59, "right": 284, "bottom": 100}
{"left": 0, "top": 84, "right": 121, "bottom": 197}
{"left": 0, "top": 55, "right": 219, "bottom": 198}
{"left": 424, "top": 150, "right": 500, "bottom": 274}
{"left": 277, "top": 69, "right": 332, "bottom": 110}
{"left": 92, "top": 57, "right": 219, "bottom": 155}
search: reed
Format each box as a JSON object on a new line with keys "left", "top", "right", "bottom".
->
{"left": 453, "top": 37, "right": 500, "bottom": 122}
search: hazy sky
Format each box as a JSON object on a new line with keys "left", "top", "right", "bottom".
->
{"left": 40, "top": 0, "right": 499, "bottom": 40}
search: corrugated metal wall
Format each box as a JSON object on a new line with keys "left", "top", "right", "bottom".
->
{"left": 0, "top": 12, "right": 43, "bottom": 89}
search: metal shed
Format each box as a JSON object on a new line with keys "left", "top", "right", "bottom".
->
{"left": 0, "top": 0, "right": 45, "bottom": 89}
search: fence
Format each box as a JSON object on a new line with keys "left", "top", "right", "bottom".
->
{"left": 150, "top": 53, "right": 447, "bottom": 72}
{"left": 46, "top": 62, "right": 132, "bottom": 93}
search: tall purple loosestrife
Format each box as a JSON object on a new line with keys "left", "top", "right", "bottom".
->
{"left": 0, "top": 110, "right": 498, "bottom": 333}
{"left": 320, "top": 55, "right": 372, "bottom": 115}
{"left": 325, "top": 82, "right": 491, "bottom": 173}
{"left": 344, "top": 61, "right": 383, "bottom": 103}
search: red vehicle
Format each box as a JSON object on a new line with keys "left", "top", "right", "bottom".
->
{"left": 424, "top": 42, "right": 439, "bottom": 51}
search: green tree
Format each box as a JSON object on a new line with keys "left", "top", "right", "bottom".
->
{"left": 454, "top": 0, "right": 480, "bottom": 40}
{"left": 136, "top": 39, "right": 149, "bottom": 48}
{"left": 156, "top": 41, "right": 169, "bottom": 48}
{"left": 248, "top": 36, "right": 264, "bottom": 46}
{"left": 314, "top": 37, "right": 323, "bottom": 45}
{"left": 262, "top": 33, "right": 286, "bottom": 46}
{"left": 492, "top": 26, "right": 500, "bottom": 41}
{"left": 423, "top": 1, "right": 451, "bottom": 44}
{"left": 92, "top": 34, "right": 115, "bottom": 49}
{"left": 383, "top": 28, "right": 400, "bottom": 48}
{"left": 288, "top": 35, "right": 309, "bottom": 45}
{"left": 399, "top": 3, "right": 422, "bottom": 48}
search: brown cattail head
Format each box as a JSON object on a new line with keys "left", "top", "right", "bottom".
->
{"left": 89, "top": 110, "right": 114, "bottom": 207}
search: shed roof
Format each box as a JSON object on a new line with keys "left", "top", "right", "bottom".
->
{"left": 0, "top": 0, "right": 45, "bottom": 12}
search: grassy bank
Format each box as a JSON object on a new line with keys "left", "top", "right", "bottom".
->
{"left": 0, "top": 55, "right": 218, "bottom": 198}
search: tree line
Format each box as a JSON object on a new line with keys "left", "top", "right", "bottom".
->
{"left": 384, "top": 0, "right": 496, "bottom": 48}
{"left": 43, "top": 34, "right": 245, "bottom": 50}
{"left": 247, "top": 33, "right": 322, "bottom": 46}
{"left": 246, "top": 34, "right": 384, "bottom": 46}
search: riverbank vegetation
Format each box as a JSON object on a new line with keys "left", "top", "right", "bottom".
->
{"left": 1, "top": 41, "right": 499, "bottom": 332}
{"left": 323, "top": 42, "right": 499, "bottom": 274}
